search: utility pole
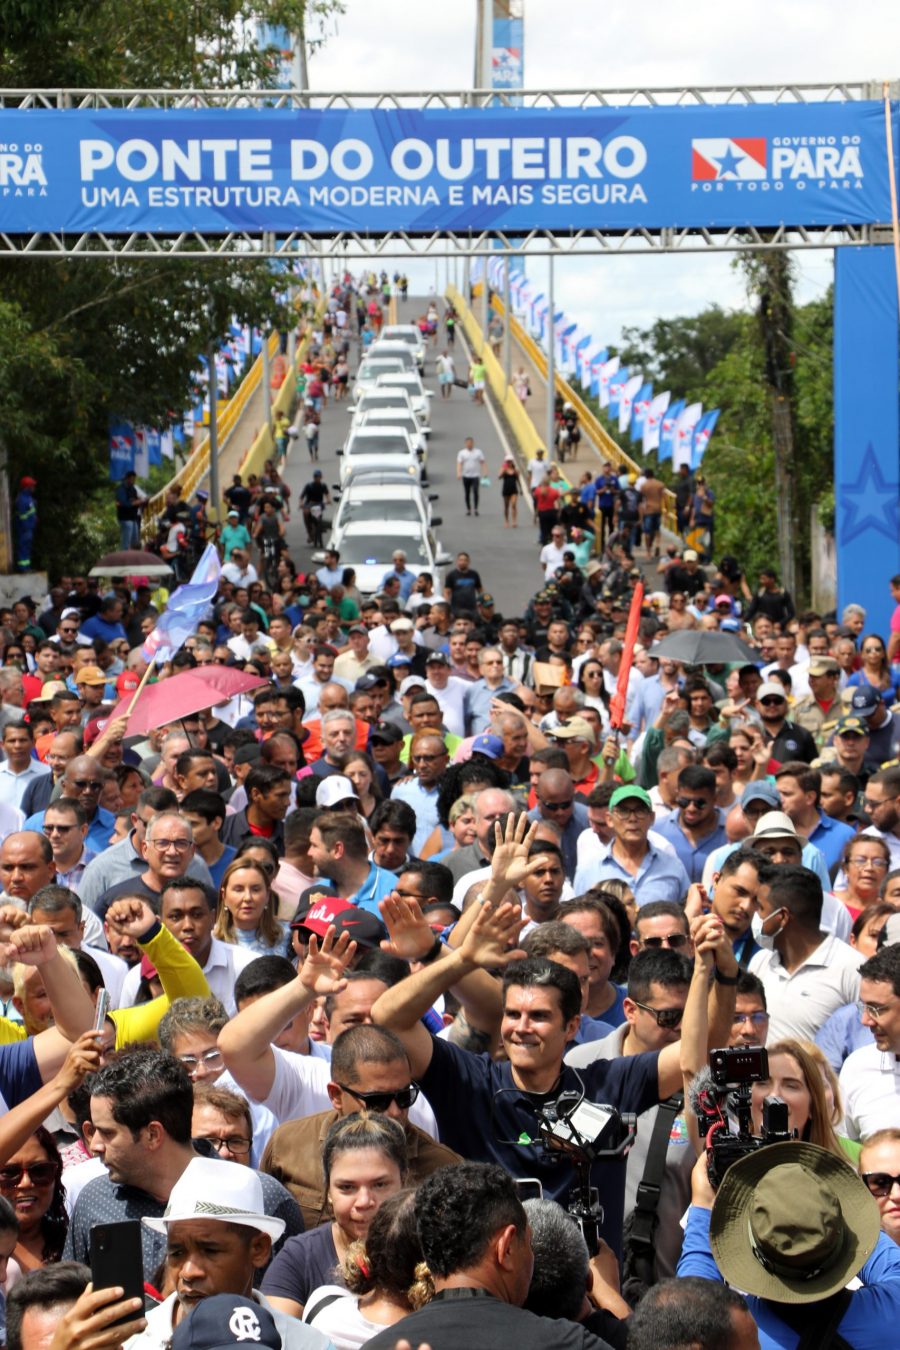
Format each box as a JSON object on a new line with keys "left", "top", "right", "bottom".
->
{"left": 207, "top": 342, "right": 220, "bottom": 520}
{"left": 546, "top": 251, "right": 555, "bottom": 456}
{"left": 502, "top": 254, "right": 511, "bottom": 390}
{"left": 474, "top": 0, "right": 492, "bottom": 102}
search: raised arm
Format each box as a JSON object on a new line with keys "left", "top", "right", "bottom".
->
{"left": 106, "top": 900, "right": 211, "bottom": 1049}
{"left": 0, "top": 1030, "right": 101, "bottom": 1164}
{"left": 2, "top": 927, "right": 96, "bottom": 1081}
{"left": 656, "top": 915, "right": 724, "bottom": 1099}
{"left": 372, "top": 899, "right": 526, "bottom": 1077}
{"left": 219, "top": 928, "right": 355, "bottom": 1101}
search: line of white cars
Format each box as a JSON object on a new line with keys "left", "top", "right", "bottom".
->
{"left": 314, "top": 325, "right": 453, "bottom": 595}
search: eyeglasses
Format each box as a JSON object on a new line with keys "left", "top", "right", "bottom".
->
{"left": 731, "top": 1011, "right": 770, "bottom": 1027}
{"left": 540, "top": 800, "right": 574, "bottom": 812}
{"left": 149, "top": 838, "right": 192, "bottom": 852}
{"left": 72, "top": 779, "right": 102, "bottom": 791}
{"left": 0, "top": 1161, "right": 60, "bottom": 1188}
{"left": 857, "top": 999, "right": 898, "bottom": 1020}
{"left": 631, "top": 1000, "right": 684, "bottom": 1030}
{"left": 43, "top": 823, "right": 77, "bottom": 834}
{"left": 847, "top": 856, "right": 889, "bottom": 871}
{"left": 759, "top": 697, "right": 785, "bottom": 707}
{"left": 640, "top": 933, "right": 690, "bottom": 950}
{"left": 334, "top": 1082, "right": 420, "bottom": 1112}
{"left": 676, "top": 796, "right": 711, "bottom": 810}
{"left": 177, "top": 1048, "right": 224, "bottom": 1075}
{"left": 612, "top": 804, "right": 651, "bottom": 819}
{"left": 862, "top": 796, "right": 896, "bottom": 812}
{"left": 862, "top": 1172, "right": 900, "bottom": 1197}
{"left": 197, "top": 1134, "right": 251, "bottom": 1157}
{"left": 411, "top": 751, "right": 446, "bottom": 763}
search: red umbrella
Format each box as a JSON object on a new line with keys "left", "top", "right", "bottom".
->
{"left": 90, "top": 550, "right": 173, "bottom": 578}
{"left": 108, "top": 666, "right": 268, "bottom": 736}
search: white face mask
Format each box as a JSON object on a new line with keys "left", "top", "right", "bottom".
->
{"left": 752, "top": 908, "right": 785, "bottom": 951}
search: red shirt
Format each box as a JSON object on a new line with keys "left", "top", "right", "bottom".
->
{"left": 534, "top": 485, "right": 561, "bottom": 513}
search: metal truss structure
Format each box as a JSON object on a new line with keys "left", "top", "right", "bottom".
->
{"left": 0, "top": 83, "right": 892, "bottom": 260}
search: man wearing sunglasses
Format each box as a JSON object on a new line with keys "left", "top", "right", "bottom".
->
{"left": 631, "top": 900, "right": 694, "bottom": 958}
{"left": 527, "top": 768, "right": 588, "bottom": 880}
{"left": 755, "top": 681, "right": 817, "bottom": 766}
{"left": 26, "top": 756, "right": 116, "bottom": 857}
{"left": 655, "top": 765, "right": 728, "bottom": 884}
{"left": 566, "top": 947, "right": 700, "bottom": 1280}
{"left": 260, "top": 1024, "right": 458, "bottom": 1232}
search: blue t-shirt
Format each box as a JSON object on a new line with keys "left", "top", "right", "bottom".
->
{"left": 208, "top": 845, "right": 237, "bottom": 890}
{"left": 0, "top": 1039, "right": 42, "bottom": 1109}
{"left": 419, "top": 1035, "right": 659, "bottom": 1257}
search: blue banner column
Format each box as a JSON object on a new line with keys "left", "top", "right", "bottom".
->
{"left": 834, "top": 245, "right": 900, "bottom": 637}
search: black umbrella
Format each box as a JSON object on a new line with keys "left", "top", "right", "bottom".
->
{"left": 650, "top": 630, "right": 759, "bottom": 665}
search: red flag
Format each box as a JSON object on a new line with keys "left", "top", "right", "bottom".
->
{"left": 609, "top": 582, "right": 644, "bottom": 730}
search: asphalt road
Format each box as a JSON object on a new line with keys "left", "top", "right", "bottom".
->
{"left": 280, "top": 295, "right": 545, "bottom": 617}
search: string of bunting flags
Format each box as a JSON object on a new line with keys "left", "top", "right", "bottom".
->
{"left": 477, "top": 256, "right": 720, "bottom": 471}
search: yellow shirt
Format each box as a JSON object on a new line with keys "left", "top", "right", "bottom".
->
{"left": 0, "top": 925, "right": 210, "bottom": 1050}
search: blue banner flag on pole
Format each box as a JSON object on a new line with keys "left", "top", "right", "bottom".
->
{"left": 658, "top": 399, "right": 685, "bottom": 462}
{"left": 108, "top": 419, "right": 135, "bottom": 481}
{"left": 608, "top": 368, "right": 630, "bottom": 419}
{"left": 692, "top": 409, "right": 720, "bottom": 466}
{"left": 141, "top": 544, "right": 222, "bottom": 666}
{"left": 630, "top": 382, "right": 654, "bottom": 442}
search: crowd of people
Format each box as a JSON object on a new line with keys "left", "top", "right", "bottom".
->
{"left": 1, "top": 273, "right": 900, "bottom": 1350}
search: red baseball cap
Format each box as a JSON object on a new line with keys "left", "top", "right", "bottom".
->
{"left": 291, "top": 894, "right": 387, "bottom": 948}
{"left": 116, "top": 670, "right": 140, "bottom": 697}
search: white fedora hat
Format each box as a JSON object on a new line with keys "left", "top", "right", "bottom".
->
{"left": 143, "top": 1157, "right": 286, "bottom": 1242}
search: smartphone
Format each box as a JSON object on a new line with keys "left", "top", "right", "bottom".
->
{"left": 93, "top": 989, "right": 110, "bottom": 1033}
{"left": 90, "top": 1220, "right": 145, "bottom": 1322}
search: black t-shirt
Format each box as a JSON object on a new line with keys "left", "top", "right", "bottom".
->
{"left": 97, "top": 875, "right": 161, "bottom": 921}
{"left": 261, "top": 1221, "right": 340, "bottom": 1307}
{"left": 365, "top": 1289, "right": 611, "bottom": 1350}
{"left": 301, "top": 480, "right": 329, "bottom": 507}
{"left": 766, "top": 719, "right": 818, "bottom": 765}
{"left": 225, "top": 484, "right": 252, "bottom": 519}
{"left": 444, "top": 567, "right": 482, "bottom": 613}
{"left": 418, "top": 1037, "right": 660, "bottom": 1258}
{"left": 665, "top": 565, "right": 707, "bottom": 598}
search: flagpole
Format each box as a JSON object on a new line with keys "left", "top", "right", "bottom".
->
{"left": 124, "top": 658, "right": 157, "bottom": 719}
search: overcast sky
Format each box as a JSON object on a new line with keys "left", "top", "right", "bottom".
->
{"left": 303, "top": 1, "right": 898, "bottom": 348}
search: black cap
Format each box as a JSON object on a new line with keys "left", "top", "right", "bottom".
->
{"left": 369, "top": 721, "right": 404, "bottom": 745}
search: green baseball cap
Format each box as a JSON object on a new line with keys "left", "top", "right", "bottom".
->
{"left": 609, "top": 785, "right": 652, "bottom": 811}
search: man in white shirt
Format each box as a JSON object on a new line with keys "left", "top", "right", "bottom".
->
{"left": 840, "top": 942, "right": 900, "bottom": 1141}
{"left": 538, "top": 524, "right": 569, "bottom": 581}
{"left": 528, "top": 448, "right": 550, "bottom": 490}
{"left": 118, "top": 877, "right": 255, "bottom": 1015}
{"left": 0, "top": 723, "right": 50, "bottom": 811}
{"left": 424, "top": 651, "right": 468, "bottom": 738}
{"left": 332, "top": 626, "right": 377, "bottom": 685}
{"left": 748, "top": 863, "right": 862, "bottom": 1043}
{"left": 456, "top": 437, "right": 487, "bottom": 516}
{"left": 221, "top": 549, "right": 259, "bottom": 587}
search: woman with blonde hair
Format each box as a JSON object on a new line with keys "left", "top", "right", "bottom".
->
{"left": 213, "top": 857, "right": 288, "bottom": 956}
{"left": 749, "top": 1037, "right": 847, "bottom": 1159}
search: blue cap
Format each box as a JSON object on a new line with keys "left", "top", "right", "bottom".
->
{"left": 740, "top": 781, "right": 779, "bottom": 810}
{"left": 387, "top": 652, "right": 414, "bottom": 668}
{"left": 171, "top": 1296, "right": 280, "bottom": 1350}
{"left": 470, "top": 733, "right": 504, "bottom": 760}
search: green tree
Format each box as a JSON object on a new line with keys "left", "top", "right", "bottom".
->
{"left": 618, "top": 307, "right": 743, "bottom": 394}
{"left": 0, "top": 0, "right": 342, "bottom": 572}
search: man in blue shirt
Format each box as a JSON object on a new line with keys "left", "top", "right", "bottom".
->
{"left": 573, "top": 784, "right": 690, "bottom": 905}
{"left": 390, "top": 731, "right": 450, "bottom": 855}
{"left": 774, "top": 760, "right": 856, "bottom": 870}
{"left": 655, "top": 765, "right": 729, "bottom": 884}
{"left": 527, "top": 768, "right": 588, "bottom": 881}
{"left": 79, "top": 596, "right": 128, "bottom": 645}
{"left": 378, "top": 550, "right": 417, "bottom": 603}
{"left": 307, "top": 814, "right": 397, "bottom": 917}
{"left": 26, "top": 755, "right": 115, "bottom": 856}
{"left": 463, "top": 648, "right": 516, "bottom": 735}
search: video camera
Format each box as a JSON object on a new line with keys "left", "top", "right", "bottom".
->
{"left": 690, "top": 1046, "right": 795, "bottom": 1189}
{"left": 493, "top": 1071, "right": 636, "bottom": 1256}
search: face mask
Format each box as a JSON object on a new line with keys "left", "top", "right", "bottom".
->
{"left": 752, "top": 909, "right": 785, "bottom": 951}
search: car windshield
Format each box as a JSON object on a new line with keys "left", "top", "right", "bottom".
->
{"left": 347, "top": 436, "right": 411, "bottom": 456}
{"left": 359, "top": 393, "right": 409, "bottom": 410}
{"left": 340, "top": 532, "right": 428, "bottom": 565}
{"left": 379, "top": 376, "right": 423, "bottom": 396}
{"left": 359, "top": 360, "right": 403, "bottom": 379}
{"left": 382, "top": 332, "right": 418, "bottom": 346}
{"left": 340, "top": 498, "right": 421, "bottom": 524}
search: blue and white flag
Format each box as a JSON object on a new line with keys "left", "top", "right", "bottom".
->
{"left": 141, "top": 544, "right": 222, "bottom": 666}
{"left": 658, "top": 399, "right": 685, "bottom": 462}
{"left": 673, "top": 403, "right": 703, "bottom": 471}
{"left": 618, "top": 373, "right": 644, "bottom": 434}
{"left": 599, "top": 357, "right": 621, "bottom": 410}
{"left": 692, "top": 409, "right": 720, "bottom": 466}
{"left": 629, "top": 383, "right": 654, "bottom": 442}
{"left": 643, "top": 391, "right": 671, "bottom": 454}
{"left": 109, "top": 419, "right": 135, "bottom": 481}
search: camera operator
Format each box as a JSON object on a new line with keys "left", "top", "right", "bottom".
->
{"left": 677, "top": 1140, "right": 900, "bottom": 1347}
{"left": 372, "top": 815, "right": 731, "bottom": 1259}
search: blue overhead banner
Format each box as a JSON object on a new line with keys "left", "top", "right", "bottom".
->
{"left": 0, "top": 101, "right": 895, "bottom": 236}
{"left": 834, "top": 246, "right": 900, "bottom": 638}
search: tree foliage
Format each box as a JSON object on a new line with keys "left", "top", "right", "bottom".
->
{"left": 0, "top": 0, "right": 341, "bottom": 573}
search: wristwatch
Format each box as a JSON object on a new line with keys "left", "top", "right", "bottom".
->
{"left": 714, "top": 967, "right": 739, "bottom": 986}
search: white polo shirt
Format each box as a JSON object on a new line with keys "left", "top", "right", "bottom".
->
{"left": 119, "top": 935, "right": 255, "bottom": 1016}
{"left": 839, "top": 1042, "right": 900, "bottom": 1142}
{"left": 259, "top": 1044, "right": 439, "bottom": 1139}
{"left": 749, "top": 933, "right": 863, "bottom": 1043}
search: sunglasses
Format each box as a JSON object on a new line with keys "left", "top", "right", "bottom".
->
{"left": 72, "top": 779, "right": 102, "bottom": 791}
{"left": 540, "top": 799, "right": 574, "bottom": 812}
{"left": 676, "top": 796, "right": 710, "bottom": 810}
{"left": 760, "top": 697, "right": 785, "bottom": 707}
{"left": 335, "top": 1082, "right": 419, "bottom": 1112}
{"left": 0, "top": 1161, "right": 60, "bottom": 1188}
{"left": 862, "top": 1172, "right": 900, "bottom": 1198}
{"left": 631, "top": 999, "right": 684, "bottom": 1030}
{"left": 731, "top": 1010, "right": 769, "bottom": 1027}
{"left": 640, "top": 933, "right": 689, "bottom": 950}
